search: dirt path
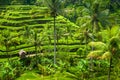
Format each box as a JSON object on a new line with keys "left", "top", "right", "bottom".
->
{"left": 26, "top": 53, "right": 43, "bottom": 57}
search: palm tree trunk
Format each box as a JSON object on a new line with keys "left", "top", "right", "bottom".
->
{"left": 54, "top": 16, "right": 57, "bottom": 65}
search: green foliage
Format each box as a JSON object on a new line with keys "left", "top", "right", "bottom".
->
{"left": 10, "top": 60, "right": 25, "bottom": 77}
{"left": 87, "top": 50, "right": 103, "bottom": 59}
{"left": 76, "top": 16, "right": 91, "bottom": 27}
{"left": 0, "top": 60, "right": 24, "bottom": 80}
{"left": 101, "top": 51, "right": 111, "bottom": 60}
{"left": 0, "top": 0, "right": 10, "bottom": 5}
{"left": 76, "top": 47, "right": 86, "bottom": 57}
{"left": 0, "top": 1, "right": 120, "bottom": 79}
{"left": 110, "top": 25, "right": 120, "bottom": 37}
{"left": 88, "top": 41, "right": 107, "bottom": 50}
{"left": 37, "top": 63, "right": 54, "bottom": 75}
{"left": 67, "top": 59, "right": 89, "bottom": 80}
{"left": 0, "top": 62, "right": 15, "bottom": 80}
{"left": 35, "top": 0, "right": 44, "bottom": 6}
{"left": 109, "top": 37, "right": 119, "bottom": 56}
{"left": 16, "top": 71, "right": 41, "bottom": 80}
{"left": 45, "top": 0, "right": 63, "bottom": 17}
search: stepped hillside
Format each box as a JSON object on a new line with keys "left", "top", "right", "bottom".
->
{"left": 0, "top": 5, "right": 51, "bottom": 30}
{"left": 0, "top": 5, "right": 81, "bottom": 57}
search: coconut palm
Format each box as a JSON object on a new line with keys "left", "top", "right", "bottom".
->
{"left": 80, "top": 1, "right": 111, "bottom": 77}
{"left": 81, "top": 0, "right": 110, "bottom": 33}
{"left": 76, "top": 0, "right": 110, "bottom": 57}
{"left": 45, "top": 0, "right": 62, "bottom": 64}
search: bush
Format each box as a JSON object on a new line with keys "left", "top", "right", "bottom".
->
{"left": 76, "top": 47, "right": 85, "bottom": 57}
{"left": 0, "top": 60, "right": 25, "bottom": 80}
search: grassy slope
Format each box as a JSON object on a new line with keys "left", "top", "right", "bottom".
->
{"left": 0, "top": 5, "right": 80, "bottom": 60}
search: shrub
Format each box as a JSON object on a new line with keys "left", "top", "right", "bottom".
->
{"left": 0, "top": 60, "right": 25, "bottom": 80}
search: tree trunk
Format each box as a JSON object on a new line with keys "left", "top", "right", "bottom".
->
{"left": 54, "top": 16, "right": 57, "bottom": 65}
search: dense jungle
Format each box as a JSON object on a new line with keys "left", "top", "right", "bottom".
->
{"left": 0, "top": 0, "right": 120, "bottom": 80}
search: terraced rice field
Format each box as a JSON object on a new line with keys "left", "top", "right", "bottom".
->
{"left": 0, "top": 5, "right": 81, "bottom": 61}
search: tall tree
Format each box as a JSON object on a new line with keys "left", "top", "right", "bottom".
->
{"left": 80, "top": 0, "right": 110, "bottom": 32}
{"left": 45, "top": 0, "right": 62, "bottom": 64}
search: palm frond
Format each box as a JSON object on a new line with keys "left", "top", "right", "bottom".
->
{"left": 45, "top": 0, "right": 62, "bottom": 16}
{"left": 87, "top": 50, "right": 103, "bottom": 59}
{"left": 110, "top": 25, "right": 119, "bottom": 37}
{"left": 101, "top": 51, "right": 111, "bottom": 60}
{"left": 88, "top": 41, "right": 107, "bottom": 50}
{"left": 109, "top": 37, "right": 119, "bottom": 55}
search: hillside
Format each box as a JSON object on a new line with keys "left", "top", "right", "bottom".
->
{"left": 0, "top": 5, "right": 80, "bottom": 57}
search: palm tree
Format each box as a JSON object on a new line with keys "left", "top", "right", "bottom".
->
{"left": 45, "top": 0, "right": 62, "bottom": 64}
{"left": 81, "top": 0, "right": 110, "bottom": 33}
{"left": 76, "top": 0, "right": 110, "bottom": 57}
{"left": 80, "top": 1, "right": 110, "bottom": 77}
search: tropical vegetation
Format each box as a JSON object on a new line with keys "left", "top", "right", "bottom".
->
{"left": 0, "top": 0, "right": 120, "bottom": 80}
